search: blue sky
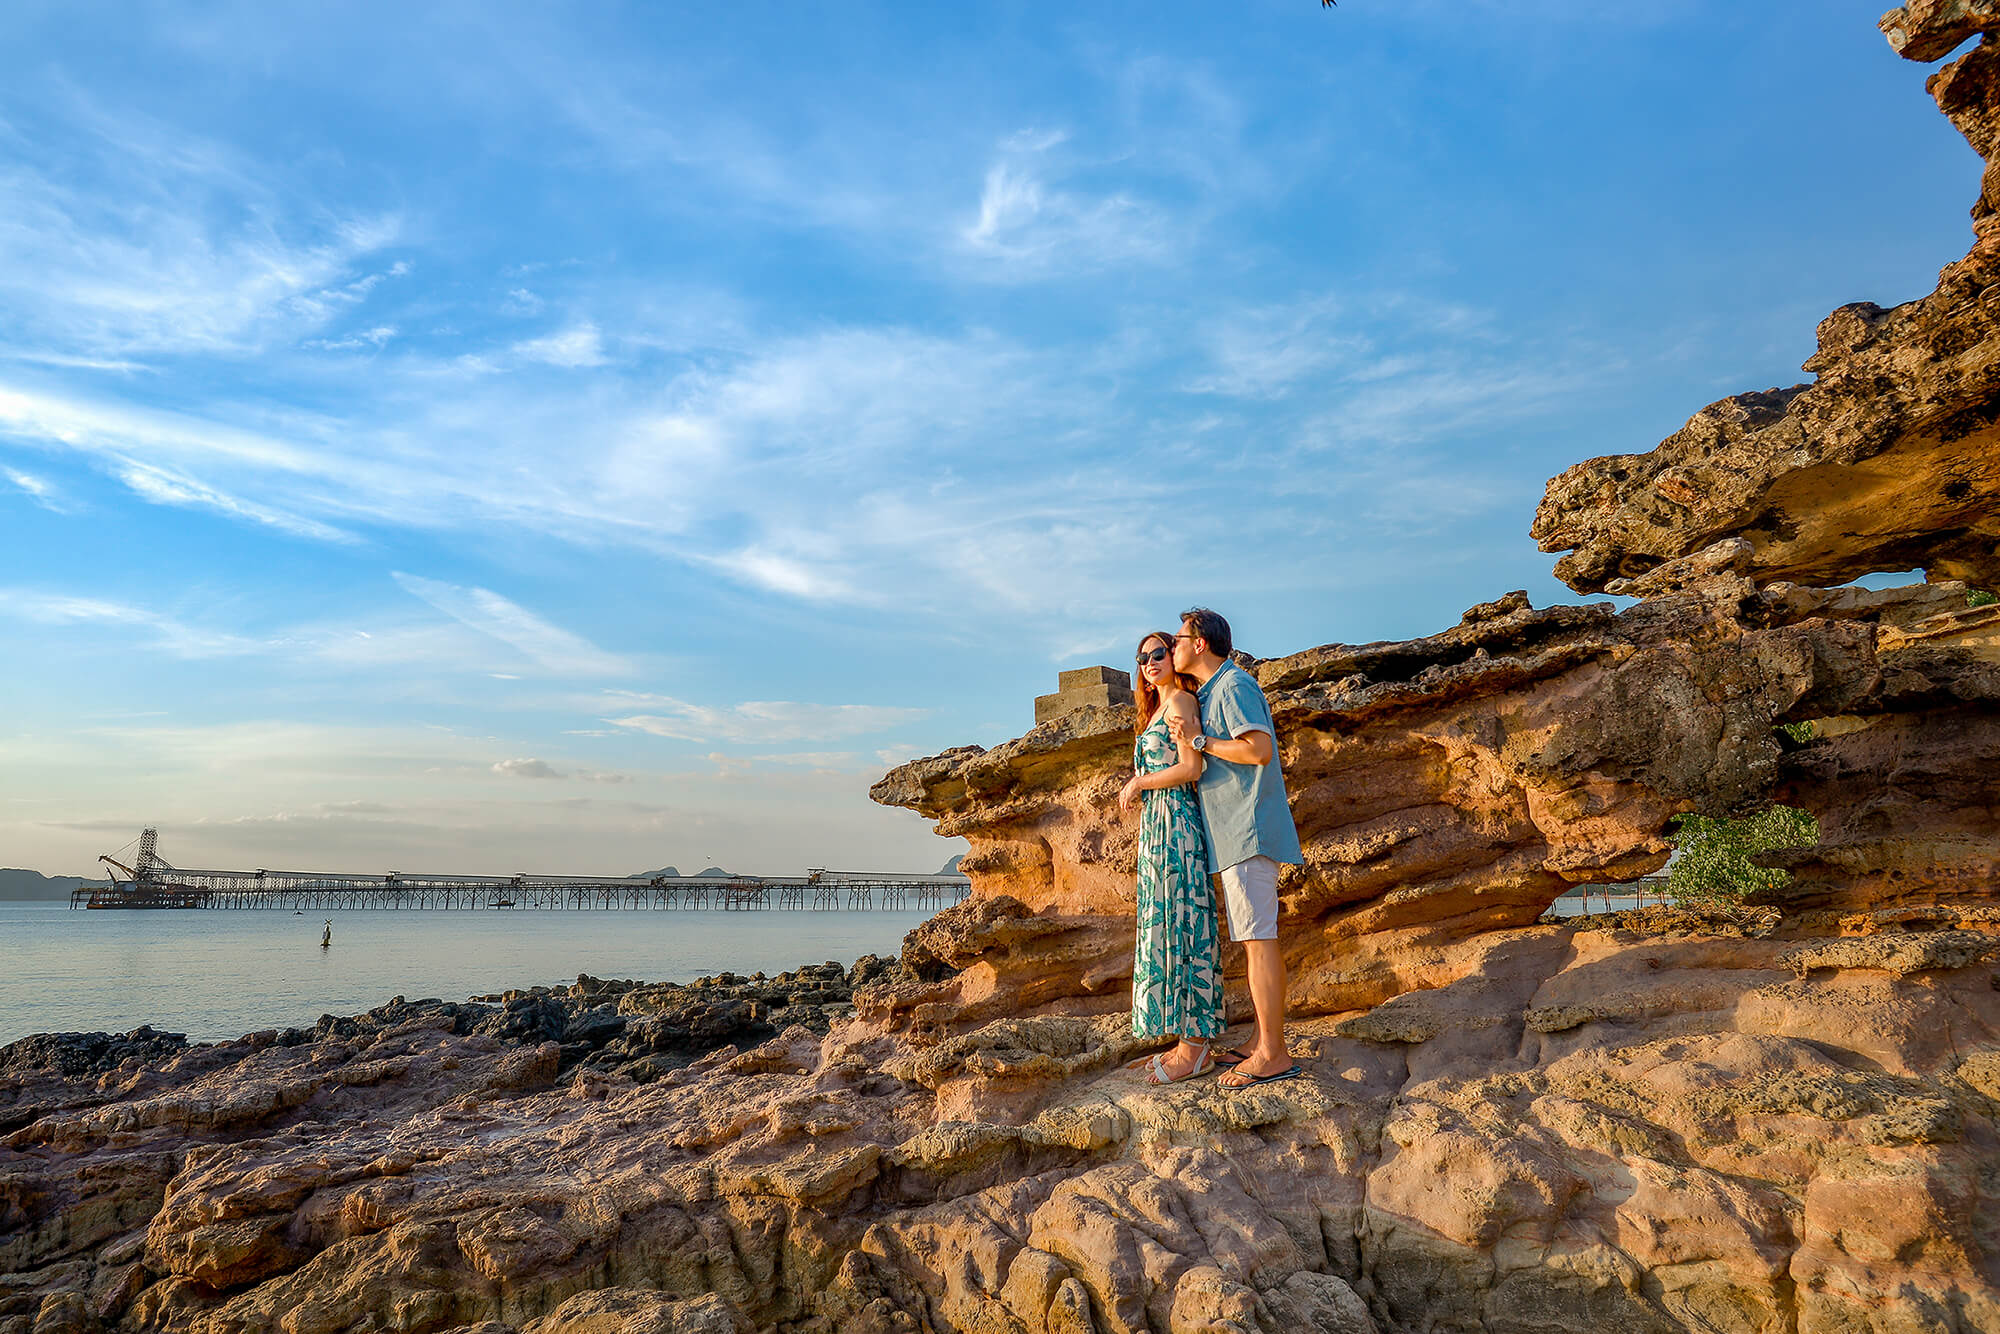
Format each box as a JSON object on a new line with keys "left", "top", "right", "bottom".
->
{"left": 0, "top": 1, "right": 1978, "bottom": 878}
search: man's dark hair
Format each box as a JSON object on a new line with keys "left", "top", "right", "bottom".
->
{"left": 1180, "top": 607, "right": 1232, "bottom": 660}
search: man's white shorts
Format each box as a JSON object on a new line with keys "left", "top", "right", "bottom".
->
{"left": 1217, "top": 855, "right": 1280, "bottom": 942}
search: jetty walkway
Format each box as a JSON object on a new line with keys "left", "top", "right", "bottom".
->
{"left": 71, "top": 830, "right": 970, "bottom": 912}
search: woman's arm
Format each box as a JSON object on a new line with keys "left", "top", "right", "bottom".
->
{"left": 1136, "top": 695, "right": 1206, "bottom": 790}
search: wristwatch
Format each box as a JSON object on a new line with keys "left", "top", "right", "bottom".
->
{"left": 1190, "top": 733, "right": 1208, "bottom": 753}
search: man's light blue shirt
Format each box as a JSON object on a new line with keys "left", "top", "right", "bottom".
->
{"left": 1194, "top": 661, "right": 1303, "bottom": 874}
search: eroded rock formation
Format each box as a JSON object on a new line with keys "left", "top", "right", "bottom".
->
{"left": 1530, "top": 5, "right": 2000, "bottom": 597}
{"left": 869, "top": 579, "right": 2000, "bottom": 1031}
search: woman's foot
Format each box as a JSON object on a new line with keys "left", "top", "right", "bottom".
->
{"left": 1144, "top": 1040, "right": 1214, "bottom": 1085}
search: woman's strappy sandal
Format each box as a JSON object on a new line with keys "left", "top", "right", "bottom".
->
{"left": 1144, "top": 1042, "right": 1215, "bottom": 1085}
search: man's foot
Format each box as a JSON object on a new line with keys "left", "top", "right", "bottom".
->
{"left": 1217, "top": 1051, "right": 1297, "bottom": 1089}
{"left": 1218, "top": 1062, "right": 1302, "bottom": 1089}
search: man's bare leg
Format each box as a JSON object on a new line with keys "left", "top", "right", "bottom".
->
{"left": 1221, "top": 940, "right": 1291, "bottom": 1084}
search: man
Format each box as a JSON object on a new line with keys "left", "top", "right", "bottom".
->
{"left": 1168, "top": 607, "right": 1304, "bottom": 1087}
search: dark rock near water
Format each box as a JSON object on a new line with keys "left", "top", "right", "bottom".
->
{"left": 0, "top": 1026, "right": 189, "bottom": 1079}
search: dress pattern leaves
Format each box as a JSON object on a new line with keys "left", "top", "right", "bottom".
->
{"left": 1131, "top": 713, "right": 1223, "bottom": 1040}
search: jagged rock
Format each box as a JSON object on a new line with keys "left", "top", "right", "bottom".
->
{"left": 0, "top": 1029, "right": 189, "bottom": 1082}
{"left": 523, "top": 1289, "right": 749, "bottom": 1334}
{"left": 1533, "top": 4, "right": 2000, "bottom": 596}
{"left": 874, "top": 577, "right": 2000, "bottom": 1023}
{"left": 1776, "top": 929, "right": 2000, "bottom": 975}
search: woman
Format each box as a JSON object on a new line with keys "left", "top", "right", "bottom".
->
{"left": 1118, "top": 631, "right": 1224, "bottom": 1083}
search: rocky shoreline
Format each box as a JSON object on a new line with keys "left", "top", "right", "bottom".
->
{"left": 1, "top": 954, "right": 905, "bottom": 1116}
{"left": 6, "top": 914, "right": 2000, "bottom": 1334}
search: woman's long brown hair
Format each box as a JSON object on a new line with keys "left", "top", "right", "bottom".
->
{"left": 1133, "top": 631, "right": 1201, "bottom": 737}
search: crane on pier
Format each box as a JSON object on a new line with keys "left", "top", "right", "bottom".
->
{"left": 79, "top": 829, "right": 208, "bottom": 909}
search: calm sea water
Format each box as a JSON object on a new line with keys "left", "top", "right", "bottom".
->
{"left": 0, "top": 902, "right": 934, "bottom": 1046}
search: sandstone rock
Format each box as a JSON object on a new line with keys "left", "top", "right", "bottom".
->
{"left": 1270, "top": 1272, "right": 1378, "bottom": 1334}
{"left": 872, "top": 575, "right": 2000, "bottom": 1030}
{"left": 1776, "top": 929, "right": 2000, "bottom": 976}
{"left": 1534, "top": 0, "right": 2000, "bottom": 597}
{"left": 523, "top": 1289, "right": 749, "bottom": 1334}
{"left": 1, "top": 933, "right": 1994, "bottom": 1334}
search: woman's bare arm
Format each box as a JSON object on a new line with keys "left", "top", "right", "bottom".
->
{"left": 1136, "top": 694, "right": 1205, "bottom": 790}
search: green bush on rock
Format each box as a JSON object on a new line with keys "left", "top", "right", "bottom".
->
{"left": 1666, "top": 806, "right": 1820, "bottom": 907}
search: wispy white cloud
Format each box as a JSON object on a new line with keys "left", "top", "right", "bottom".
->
{"left": 0, "top": 588, "right": 256, "bottom": 659}
{"left": 0, "top": 382, "right": 346, "bottom": 477}
{"left": 701, "top": 750, "right": 862, "bottom": 772}
{"left": 115, "top": 460, "right": 353, "bottom": 542}
{"left": 305, "top": 325, "right": 397, "bottom": 352}
{"left": 0, "top": 280, "right": 1585, "bottom": 649}
{"left": 493, "top": 757, "right": 564, "bottom": 779}
{"left": 513, "top": 322, "right": 606, "bottom": 367}
{"left": 291, "top": 263, "right": 412, "bottom": 326}
{"left": 603, "top": 691, "right": 927, "bottom": 745}
{"left": 0, "top": 349, "right": 153, "bottom": 374}
{"left": 2, "top": 467, "right": 75, "bottom": 514}
{"left": 959, "top": 160, "right": 1168, "bottom": 273}
{"left": 0, "top": 93, "right": 402, "bottom": 359}
{"left": 1184, "top": 295, "right": 1362, "bottom": 399}
{"left": 391, "top": 572, "right": 633, "bottom": 678}
{"left": 706, "top": 548, "right": 856, "bottom": 603}
{"left": 487, "top": 757, "right": 628, "bottom": 783}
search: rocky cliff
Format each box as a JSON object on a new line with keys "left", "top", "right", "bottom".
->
{"left": 10, "top": 4, "right": 2000, "bottom": 1333}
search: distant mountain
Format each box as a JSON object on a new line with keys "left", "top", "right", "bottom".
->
{"left": 939, "top": 856, "right": 963, "bottom": 875}
{"left": 696, "top": 867, "right": 730, "bottom": 878}
{"left": 0, "top": 869, "right": 110, "bottom": 901}
{"left": 626, "top": 865, "right": 736, "bottom": 879}
{"left": 629, "top": 866, "right": 681, "bottom": 879}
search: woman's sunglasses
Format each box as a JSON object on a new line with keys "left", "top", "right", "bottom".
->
{"left": 1135, "top": 646, "right": 1171, "bottom": 667}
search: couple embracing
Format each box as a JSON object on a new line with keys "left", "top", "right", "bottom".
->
{"left": 1118, "top": 607, "right": 1303, "bottom": 1088}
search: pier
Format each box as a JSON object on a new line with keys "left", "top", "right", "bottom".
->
{"left": 71, "top": 830, "right": 970, "bottom": 912}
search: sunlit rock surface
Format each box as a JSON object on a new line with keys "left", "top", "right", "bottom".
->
{"left": 5, "top": 928, "right": 2000, "bottom": 1334}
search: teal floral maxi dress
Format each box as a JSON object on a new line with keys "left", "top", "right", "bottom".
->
{"left": 1130, "top": 712, "right": 1223, "bottom": 1041}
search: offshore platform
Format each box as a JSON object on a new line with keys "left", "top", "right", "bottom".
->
{"left": 71, "top": 829, "right": 972, "bottom": 913}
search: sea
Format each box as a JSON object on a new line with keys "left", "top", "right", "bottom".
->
{"left": 0, "top": 902, "right": 935, "bottom": 1047}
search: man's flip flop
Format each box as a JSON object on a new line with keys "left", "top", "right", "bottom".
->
{"left": 1213, "top": 1047, "right": 1253, "bottom": 1067}
{"left": 1219, "top": 1063, "right": 1303, "bottom": 1089}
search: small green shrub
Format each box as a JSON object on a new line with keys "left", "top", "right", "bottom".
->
{"left": 1969, "top": 588, "right": 1998, "bottom": 608}
{"left": 1666, "top": 806, "right": 1820, "bottom": 907}
{"left": 1776, "top": 720, "right": 1815, "bottom": 744}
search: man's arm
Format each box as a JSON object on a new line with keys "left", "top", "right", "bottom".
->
{"left": 1168, "top": 709, "right": 1274, "bottom": 765}
{"left": 1204, "top": 729, "right": 1273, "bottom": 766}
